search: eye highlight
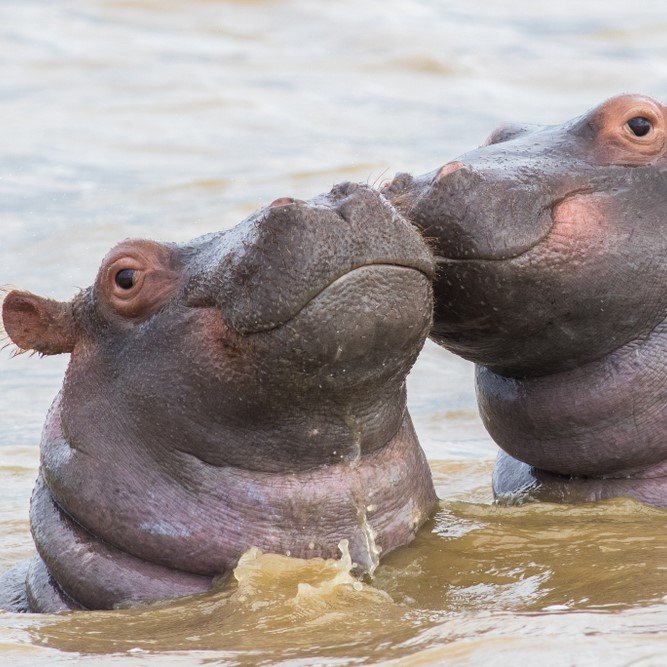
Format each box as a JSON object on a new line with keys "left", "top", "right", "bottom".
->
{"left": 115, "top": 268, "right": 136, "bottom": 290}
{"left": 626, "top": 116, "right": 653, "bottom": 137}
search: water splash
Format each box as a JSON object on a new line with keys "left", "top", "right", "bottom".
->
{"left": 295, "top": 540, "right": 364, "bottom": 597}
{"left": 342, "top": 407, "right": 381, "bottom": 574}
{"left": 355, "top": 504, "right": 382, "bottom": 576}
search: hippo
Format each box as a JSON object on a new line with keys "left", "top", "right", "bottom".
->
{"left": 384, "top": 94, "right": 667, "bottom": 507}
{"left": 0, "top": 183, "right": 437, "bottom": 612}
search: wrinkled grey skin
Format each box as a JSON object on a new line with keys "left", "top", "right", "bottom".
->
{"left": 0, "top": 183, "right": 437, "bottom": 612}
{"left": 384, "top": 94, "right": 667, "bottom": 507}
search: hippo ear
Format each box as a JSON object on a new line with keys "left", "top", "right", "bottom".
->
{"left": 2, "top": 290, "right": 76, "bottom": 355}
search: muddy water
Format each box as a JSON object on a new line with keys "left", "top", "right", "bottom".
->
{"left": 1, "top": 1, "right": 666, "bottom": 665}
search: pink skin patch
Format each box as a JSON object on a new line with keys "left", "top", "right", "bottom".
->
{"left": 551, "top": 194, "right": 606, "bottom": 236}
{"left": 538, "top": 193, "right": 610, "bottom": 268}
{"left": 269, "top": 197, "right": 294, "bottom": 208}
{"left": 435, "top": 161, "right": 464, "bottom": 181}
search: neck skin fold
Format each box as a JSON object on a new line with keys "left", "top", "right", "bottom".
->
{"left": 477, "top": 317, "right": 667, "bottom": 479}
{"left": 33, "top": 393, "right": 436, "bottom": 610}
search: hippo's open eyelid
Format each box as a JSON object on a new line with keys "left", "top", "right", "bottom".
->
{"left": 588, "top": 96, "right": 667, "bottom": 164}
{"left": 106, "top": 257, "right": 145, "bottom": 301}
{"left": 96, "top": 240, "right": 181, "bottom": 321}
{"left": 615, "top": 107, "right": 665, "bottom": 153}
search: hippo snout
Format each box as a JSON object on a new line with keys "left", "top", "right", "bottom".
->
{"left": 185, "top": 183, "right": 434, "bottom": 335}
{"left": 329, "top": 180, "right": 365, "bottom": 198}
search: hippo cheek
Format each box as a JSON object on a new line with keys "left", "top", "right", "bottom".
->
{"left": 439, "top": 188, "right": 664, "bottom": 375}
{"left": 427, "top": 193, "right": 618, "bottom": 371}
{"left": 543, "top": 193, "right": 611, "bottom": 265}
{"left": 515, "top": 191, "right": 647, "bottom": 317}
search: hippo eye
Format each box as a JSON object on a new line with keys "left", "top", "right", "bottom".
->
{"left": 114, "top": 268, "right": 136, "bottom": 290}
{"left": 626, "top": 117, "right": 652, "bottom": 137}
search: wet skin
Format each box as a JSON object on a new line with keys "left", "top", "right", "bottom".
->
{"left": 0, "top": 183, "right": 437, "bottom": 612}
{"left": 383, "top": 94, "right": 667, "bottom": 507}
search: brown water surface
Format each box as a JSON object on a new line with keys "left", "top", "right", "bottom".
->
{"left": 1, "top": 1, "right": 666, "bottom": 664}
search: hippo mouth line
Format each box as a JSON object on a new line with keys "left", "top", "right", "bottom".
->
{"left": 430, "top": 188, "right": 595, "bottom": 266}
{"left": 246, "top": 262, "right": 432, "bottom": 335}
{"left": 429, "top": 218, "right": 550, "bottom": 265}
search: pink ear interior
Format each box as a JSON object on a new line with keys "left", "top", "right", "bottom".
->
{"left": 2, "top": 291, "right": 75, "bottom": 355}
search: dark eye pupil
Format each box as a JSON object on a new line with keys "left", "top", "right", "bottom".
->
{"left": 627, "top": 116, "right": 652, "bottom": 137}
{"left": 115, "top": 269, "right": 135, "bottom": 289}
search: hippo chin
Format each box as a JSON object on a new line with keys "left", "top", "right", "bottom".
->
{"left": 0, "top": 182, "right": 437, "bottom": 612}
{"left": 384, "top": 94, "right": 667, "bottom": 507}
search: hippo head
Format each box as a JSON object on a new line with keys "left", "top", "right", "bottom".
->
{"left": 384, "top": 95, "right": 667, "bottom": 505}
{"left": 385, "top": 94, "right": 667, "bottom": 378}
{"left": 1, "top": 183, "right": 437, "bottom": 611}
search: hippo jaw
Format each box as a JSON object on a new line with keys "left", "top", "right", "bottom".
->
{"left": 1, "top": 183, "right": 438, "bottom": 611}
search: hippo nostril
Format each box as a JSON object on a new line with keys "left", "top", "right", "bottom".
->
{"left": 269, "top": 197, "right": 295, "bottom": 208}
{"left": 435, "top": 161, "right": 464, "bottom": 182}
{"left": 331, "top": 181, "right": 362, "bottom": 198}
{"left": 381, "top": 172, "right": 417, "bottom": 197}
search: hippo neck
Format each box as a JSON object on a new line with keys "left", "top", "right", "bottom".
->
{"left": 148, "top": 384, "right": 412, "bottom": 473}
{"left": 36, "top": 394, "right": 436, "bottom": 609}
{"left": 476, "top": 317, "right": 667, "bottom": 478}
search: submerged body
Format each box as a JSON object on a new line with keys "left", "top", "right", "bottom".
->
{"left": 384, "top": 95, "right": 667, "bottom": 506}
{"left": 0, "top": 183, "right": 437, "bottom": 612}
